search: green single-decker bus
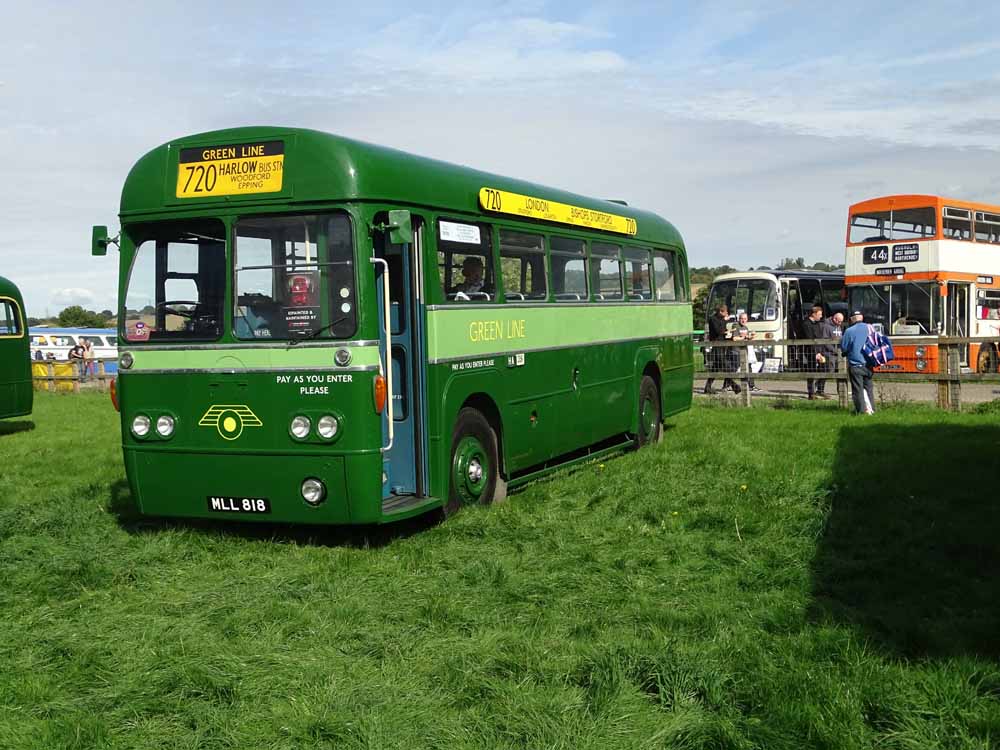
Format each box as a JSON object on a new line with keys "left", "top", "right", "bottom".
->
{"left": 93, "top": 127, "right": 692, "bottom": 524}
{"left": 0, "top": 275, "right": 32, "bottom": 421}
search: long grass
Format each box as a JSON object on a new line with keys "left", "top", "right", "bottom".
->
{"left": 1, "top": 393, "right": 999, "bottom": 749}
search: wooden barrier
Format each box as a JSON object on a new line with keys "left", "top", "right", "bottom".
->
{"left": 696, "top": 336, "right": 1000, "bottom": 411}
{"left": 31, "top": 357, "right": 115, "bottom": 393}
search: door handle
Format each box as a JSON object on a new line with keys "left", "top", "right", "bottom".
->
{"left": 572, "top": 367, "right": 580, "bottom": 391}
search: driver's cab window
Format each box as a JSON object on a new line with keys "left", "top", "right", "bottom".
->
{"left": 784, "top": 280, "right": 802, "bottom": 338}
{"left": 437, "top": 219, "right": 495, "bottom": 302}
{"left": 122, "top": 219, "right": 225, "bottom": 342}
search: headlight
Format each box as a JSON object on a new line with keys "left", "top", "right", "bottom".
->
{"left": 334, "top": 348, "right": 352, "bottom": 367}
{"left": 317, "top": 414, "right": 339, "bottom": 439}
{"left": 916, "top": 359, "right": 928, "bottom": 371}
{"left": 301, "top": 478, "right": 326, "bottom": 506}
{"left": 290, "top": 415, "right": 311, "bottom": 439}
{"left": 119, "top": 352, "right": 134, "bottom": 370}
{"left": 156, "top": 415, "right": 175, "bottom": 437}
{"left": 915, "top": 346, "right": 926, "bottom": 358}
{"left": 131, "top": 414, "right": 151, "bottom": 437}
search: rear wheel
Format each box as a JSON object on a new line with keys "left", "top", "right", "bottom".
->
{"left": 977, "top": 344, "right": 997, "bottom": 374}
{"left": 636, "top": 375, "right": 662, "bottom": 448}
{"left": 445, "top": 408, "right": 503, "bottom": 515}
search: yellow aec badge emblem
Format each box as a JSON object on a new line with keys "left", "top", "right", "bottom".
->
{"left": 199, "top": 405, "right": 263, "bottom": 440}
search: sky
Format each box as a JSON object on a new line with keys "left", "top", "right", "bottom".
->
{"left": 2, "top": 0, "right": 1000, "bottom": 315}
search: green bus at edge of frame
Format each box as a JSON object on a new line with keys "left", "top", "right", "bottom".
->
{"left": 0, "top": 275, "right": 32, "bottom": 420}
{"left": 93, "top": 127, "right": 693, "bottom": 525}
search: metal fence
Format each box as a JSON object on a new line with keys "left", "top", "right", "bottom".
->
{"left": 696, "top": 337, "right": 1000, "bottom": 411}
{"left": 31, "top": 357, "right": 115, "bottom": 393}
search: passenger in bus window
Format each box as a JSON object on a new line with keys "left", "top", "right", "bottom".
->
{"left": 455, "top": 257, "right": 485, "bottom": 296}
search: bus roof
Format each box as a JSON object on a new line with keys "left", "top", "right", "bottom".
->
{"left": 849, "top": 194, "right": 1000, "bottom": 214}
{"left": 120, "top": 126, "right": 685, "bottom": 251}
{"left": 0, "top": 275, "right": 24, "bottom": 302}
{"left": 712, "top": 269, "right": 844, "bottom": 283}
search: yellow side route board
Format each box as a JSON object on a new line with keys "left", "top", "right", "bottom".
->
{"left": 479, "top": 187, "right": 637, "bottom": 235}
{"left": 176, "top": 141, "right": 284, "bottom": 198}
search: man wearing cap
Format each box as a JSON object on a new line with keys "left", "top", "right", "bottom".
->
{"left": 840, "top": 311, "right": 875, "bottom": 414}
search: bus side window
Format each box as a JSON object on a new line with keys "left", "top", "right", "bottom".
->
{"left": 550, "top": 236, "right": 587, "bottom": 301}
{"left": 1, "top": 300, "right": 21, "bottom": 335}
{"left": 652, "top": 250, "right": 677, "bottom": 301}
{"left": 498, "top": 229, "right": 546, "bottom": 301}
{"left": 437, "top": 219, "right": 494, "bottom": 303}
{"left": 624, "top": 247, "right": 652, "bottom": 301}
{"left": 591, "top": 243, "right": 622, "bottom": 301}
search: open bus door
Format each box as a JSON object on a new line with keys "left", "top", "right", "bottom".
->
{"left": 947, "top": 282, "right": 970, "bottom": 367}
{"left": 373, "top": 211, "right": 428, "bottom": 510}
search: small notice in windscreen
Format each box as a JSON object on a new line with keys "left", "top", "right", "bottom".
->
{"left": 176, "top": 141, "right": 284, "bottom": 198}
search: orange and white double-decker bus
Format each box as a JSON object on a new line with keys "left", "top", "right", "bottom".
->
{"left": 846, "top": 194, "right": 1000, "bottom": 373}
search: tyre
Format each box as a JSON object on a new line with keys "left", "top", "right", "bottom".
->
{"left": 976, "top": 344, "right": 997, "bottom": 374}
{"left": 635, "top": 375, "right": 662, "bottom": 448}
{"left": 445, "top": 408, "right": 503, "bottom": 515}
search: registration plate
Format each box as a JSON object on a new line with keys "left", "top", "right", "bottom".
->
{"left": 207, "top": 496, "right": 271, "bottom": 514}
{"left": 176, "top": 140, "right": 284, "bottom": 198}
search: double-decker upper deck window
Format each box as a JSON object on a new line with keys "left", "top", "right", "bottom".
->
{"left": 234, "top": 213, "right": 356, "bottom": 340}
{"left": 849, "top": 207, "right": 936, "bottom": 244}
{"left": 499, "top": 229, "right": 546, "bottom": 301}
{"left": 975, "top": 212, "right": 1000, "bottom": 244}
{"left": 550, "top": 236, "right": 587, "bottom": 301}
{"left": 652, "top": 250, "right": 678, "bottom": 301}
{"left": 624, "top": 247, "right": 652, "bottom": 301}
{"left": 0, "top": 299, "right": 22, "bottom": 336}
{"left": 438, "top": 220, "right": 495, "bottom": 303}
{"left": 591, "top": 243, "right": 622, "bottom": 301}
{"left": 943, "top": 207, "right": 972, "bottom": 240}
{"left": 123, "top": 219, "right": 226, "bottom": 342}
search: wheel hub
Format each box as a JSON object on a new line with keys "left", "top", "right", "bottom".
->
{"left": 468, "top": 458, "right": 483, "bottom": 483}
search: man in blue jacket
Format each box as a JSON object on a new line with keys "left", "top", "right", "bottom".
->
{"left": 840, "top": 311, "right": 875, "bottom": 414}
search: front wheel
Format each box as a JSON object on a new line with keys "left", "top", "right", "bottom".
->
{"left": 445, "top": 408, "right": 505, "bottom": 516}
{"left": 977, "top": 344, "right": 997, "bottom": 374}
{"left": 636, "top": 375, "right": 662, "bottom": 448}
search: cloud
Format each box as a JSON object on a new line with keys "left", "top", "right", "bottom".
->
{"left": 49, "top": 288, "right": 97, "bottom": 308}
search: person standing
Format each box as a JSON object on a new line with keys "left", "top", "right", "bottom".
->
{"left": 82, "top": 338, "right": 95, "bottom": 381}
{"left": 840, "top": 311, "right": 875, "bottom": 414}
{"left": 703, "top": 304, "right": 740, "bottom": 394}
{"left": 819, "top": 311, "right": 844, "bottom": 393}
{"left": 802, "top": 305, "right": 828, "bottom": 399}
{"left": 733, "top": 312, "right": 760, "bottom": 391}
{"left": 69, "top": 340, "right": 86, "bottom": 382}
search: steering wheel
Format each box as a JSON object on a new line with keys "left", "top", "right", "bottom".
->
{"left": 155, "top": 300, "right": 199, "bottom": 318}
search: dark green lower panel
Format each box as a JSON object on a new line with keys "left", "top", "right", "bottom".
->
{"left": 125, "top": 448, "right": 386, "bottom": 524}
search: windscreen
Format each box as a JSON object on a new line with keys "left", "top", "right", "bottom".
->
{"left": 706, "top": 278, "right": 777, "bottom": 322}
{"left": 123, "top": 219, "right": 226, "bottom": 342}
{"left": 234, "top": 213, "right": 356, "bottom": 340}
{"left": 849, "top": 207, "right": 936, "bottom": 243}
{"left": 849, "top": 283, "right": 940, "bottom": 334}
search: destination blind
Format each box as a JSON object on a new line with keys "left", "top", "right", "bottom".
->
{"left": 176, "top": 141, "right": 284, "bottom": 198}
{"left": 479, "top": 187, "right": 637, "bottom": 236}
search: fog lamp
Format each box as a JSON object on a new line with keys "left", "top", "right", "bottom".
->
{"left": 301, "top": 478, "right": 326, "bottom": 506}
{"left": 915, "top": 346, "right": 926, "bottom": 358}
{"left": 119, "top": 352, "right": 134, "bottom": 370}
{"left": 334, "top": 348, "right": 352, "bottom": 367}
{"left": 916, "top": 359, "right": 928, "bottom": 371}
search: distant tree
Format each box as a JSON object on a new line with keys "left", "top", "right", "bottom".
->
{"left": 57, "top": 305, "right": 107, "bottom": 328}
{"left": 27, "top": 317, "right": 46, "bottom": 327}
{"left": 141, "top": 305, "right": 155, "bottom": 315}
{"left": 776, "top": 257, "right": 807, "bottom": 270}
{"left": 99, "top": 309, "right": 114, "bottom": 320}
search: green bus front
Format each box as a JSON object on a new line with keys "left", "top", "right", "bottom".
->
{"left": 0, "top": 275, "right": 32, "bottom": 420}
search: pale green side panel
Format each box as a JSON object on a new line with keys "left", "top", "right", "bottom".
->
{"left": 125, "top": 345, "right": 382, "bottom": 371}
{"left": 427, "top": 304, "right": 692, "bottom": 362}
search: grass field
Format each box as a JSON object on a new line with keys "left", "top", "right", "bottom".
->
{"left": 1, "top": 393, "right": 999, "bottom": 749}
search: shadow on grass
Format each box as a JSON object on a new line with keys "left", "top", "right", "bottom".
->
{"left": 108, "top": 479, "right": 444, "bottom": 549}
{"left": 0, "top": 420, "right": 35, "bottom": 436}
{"left": 811, "top": 423, "right": 1000, "bottom": 658}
